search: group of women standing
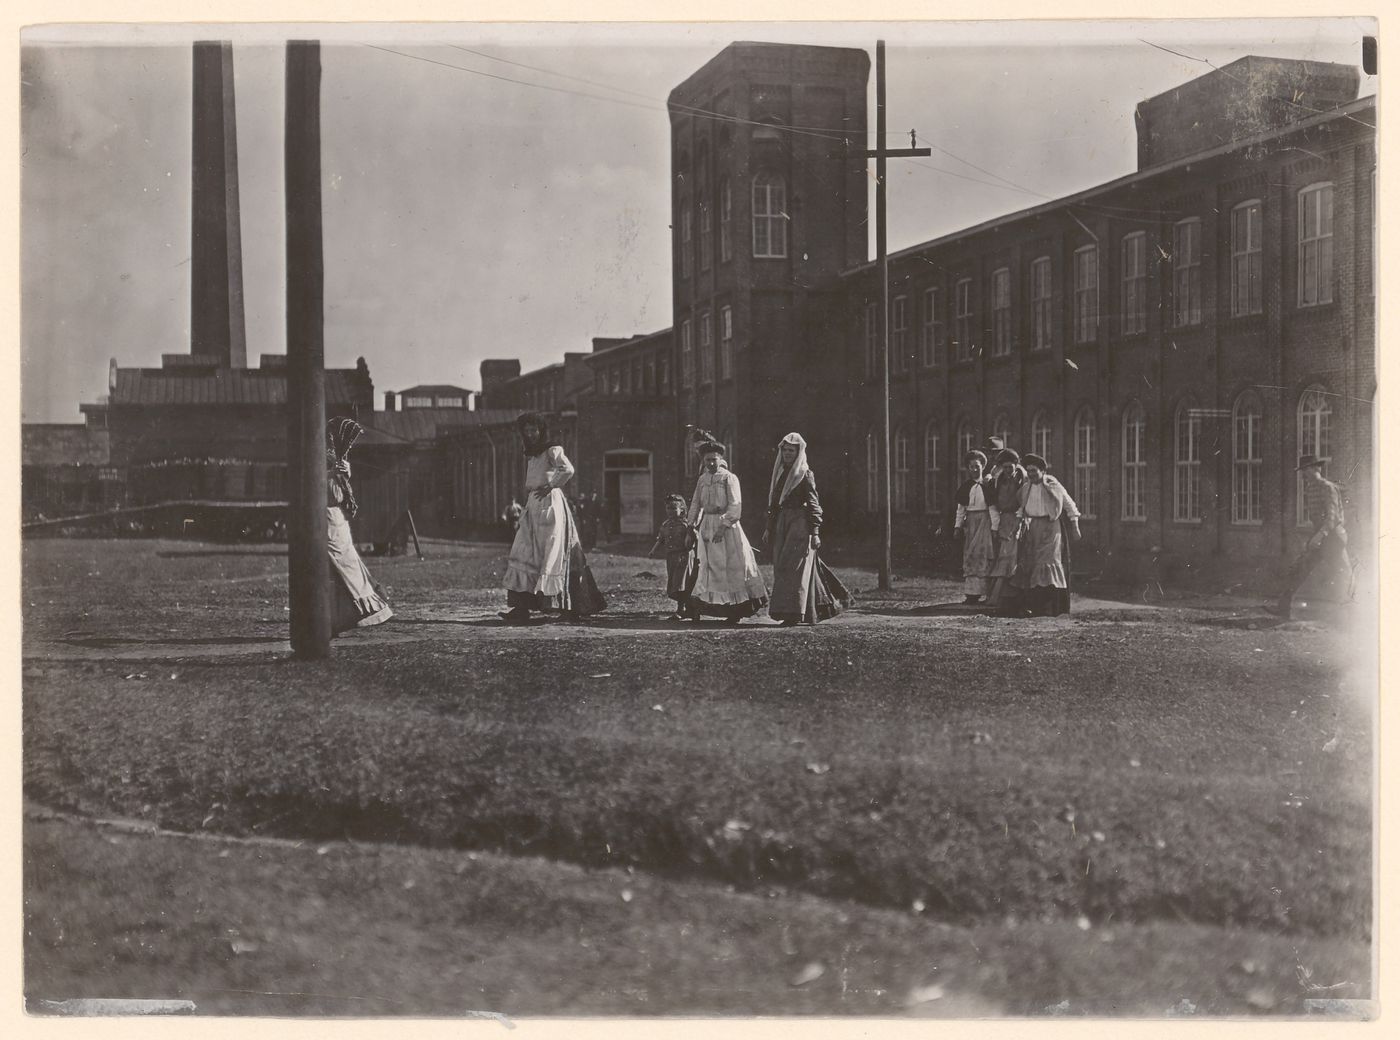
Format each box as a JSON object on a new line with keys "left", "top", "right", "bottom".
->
{"left": 954, "top": 447, "right": 1081, "bottom": 617}
{"left": 324, "top": 411, "right": 1078, "bottom": 633}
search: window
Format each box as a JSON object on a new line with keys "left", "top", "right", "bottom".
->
{"left": 719, "top": 178, "right": 732, "bottom": 263}
{"left": 991, "top": 413, "right": 1011, "bottom": 451}
{"left": 680, "top": 320, "right": 694, "bottom": 389}
{"left": 1030, "top": 411, "right": 1051, "bottom": 461}
{"left": 1298, "top": 183, "right": 1334, "bottom": 306}
{"left": 1231, "top": 201, "right": 1263, "bottom": 316}
{"left": 954, "top": 278, "right": 973, "bottom": 361}
{"left": 1232, "top": 392, "right": 1263, "bottom": 524}
{"left": 1173, "top": 219, "right": 1202, "bottom": 326}
{"left": 1122, "top": 402, "right": 1146, "bottom": 520}
{"left": 659, "top": 355, "right": 670, "bottom": 391}
{"left": 697, "top": 143, "right": 712, "bottom": 272}
{"left": 752, "top": 173, "right": 788, "bottom": 258}
{"left": 596, "top": 372, "right": 608, "bottom": 395}
{"left": 1297, "top": 387, "right": 1332, "bottom": 525}
{"left": 893, "top": 426, "right": 912, "bottom": 512}
{"left": 436, "top": 396, "right": 464, "bottom": 408}
{"left": 891, "top": 295, "right": 910, "bottom": 374}
{"left": 956, "top": 418, "right": 975, "bottom": 462}
{"left": 699, "top": 312, "right": 714, "bottom": 384}
{"left": 622, "top": 365, "right": 632, "bottom": 394}
{"left": 864, "top": 301, "right": 879, "bottom": 380}
{"left": 1073, "top": 246, "right": 1098, "bottom": 344}
{"left": 865, "top": 429, "right": 880, "bottom": 512}
{"left": 685, "top": 431, "right": 698, "bottom": 477}
{"left": 719, "top": 306, "right": 734, "bottom": 380}
{"left": 991, "top": 267, "right": 1012, "bottom": 356}
{"left": 645, "top": 359, "right": 656, "bottom": 394}
{"left": 610, "top": 367, "right": 621, "bottom": 394}
{"left": 920, "top": 287, "right": 942, "bottom": 366}
{"left": 1174, "top": 403, "right": 1203, "bottom": 522}
{"left": 679, "top": 201, "right": 693, "bottom": 280}
{"left": 403, "top": 396, "right": 433, "bottom": 408}
{"left": 924, "top": 419, "right": 942, "bottom": 513}
{"left": 1073, "top": 407, "right": 1096, "bottom": 518}
{"left": 1121, "top": 233, "right": 1147, "bottom": 335}
{"left": 720, "top": 429, "right": 734, "bottom": 465}
{"left": 1030, "top": 257, "right": 1052, "bottom": 350}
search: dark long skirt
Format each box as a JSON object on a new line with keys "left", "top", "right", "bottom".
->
{"left": 998, "top": 515, "right": 1074, "bottom": 617}
{"left": 769, "top": 507, "right": 853, "bottom": 624}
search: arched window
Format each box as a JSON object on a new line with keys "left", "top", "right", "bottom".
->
{"left": 1298, "top": 182, "right": 1334, "bottom": 307}
{"left": 752, "top": 173, "right": 788, "bottom": 258}
{"left": 1030, "top": 410, "right": 1052, "bottom": 461}
{"left": 1232, "top": 391, "right": 1263, "bottom": 524}
{"left": 990, "top": 267, "right": 1012, "bottom": 356}
{"left": 1122, "top": 402, "right": 1147, "bottom": 520}
{"left": 1174, "top": 401, "right": 1203, "bottom": 522}
{"left": 991, "top": 413, "right": 1012, "bottom": 452}
{"left": 1297, "top": 387, "right": 1332, "bottom": 525}
{"left": 893, "top": 425, "right": 912, "bottom": 513}
{"left": 865, "top": 428, "right": 880, "bottom": 513}
{"left": 923, "top": 419, "right": 942, "bottom": 514}
{"left": 956, "top": 418, "right": 975, "bottom": 462}
{"left": 684, "top": 430, "right": 698, "bottom": 478}
{"left": 720, "top": 428, "right": 734, "bottom": 466}
{"left": 679, "top": 193, "right": 693, "bottom": 280}
{"left": 1073, "top": 407, "right": 1096, "bottom": 518}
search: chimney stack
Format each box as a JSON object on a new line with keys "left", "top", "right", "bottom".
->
{"left": 190, "top": 41, "right": 247, "bottom": 368}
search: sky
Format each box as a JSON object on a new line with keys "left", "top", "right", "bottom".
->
{"left": 21, "top": 19, "right": 1375, "bottom": 423}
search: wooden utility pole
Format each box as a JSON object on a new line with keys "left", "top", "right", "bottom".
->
{"left": 285, "top": 40, "right": 330, "bottom": 658}
{"left": 858, "top": 42, "right": 930, "bottom": 589}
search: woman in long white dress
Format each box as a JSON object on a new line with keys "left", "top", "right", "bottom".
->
{"left": 326, "top": 417, "right": 392, "bottom": 635}
{"left": 685, "top": 439, "right": 768, "bottom": 623}
{"left": 500, "top": 412, "right": 606, "bottom": 623}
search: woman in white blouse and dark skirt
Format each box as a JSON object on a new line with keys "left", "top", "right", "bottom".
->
{"left": 1009, "top": 452, "right": 1081, "bottom": 617}
{"left": 953, "top": 450, "right": 998, "bottom": 605}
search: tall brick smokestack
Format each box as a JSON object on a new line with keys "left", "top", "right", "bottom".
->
{"left": 190, "top": 41, "right": 247, "bottom": 367}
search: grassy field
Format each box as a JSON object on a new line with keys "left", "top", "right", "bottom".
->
{"left": 21, "top": 538, "right": 1375, "bottom": 1016}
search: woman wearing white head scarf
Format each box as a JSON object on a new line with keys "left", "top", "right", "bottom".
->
{"left": 764, "top": 432, "right": 852, "bottom": 625}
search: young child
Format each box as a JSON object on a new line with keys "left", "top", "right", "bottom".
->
{"left": 649, "top": 493, "right": 696, "bottom": 621}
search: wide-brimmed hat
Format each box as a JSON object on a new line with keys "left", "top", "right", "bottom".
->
{"left": 994, "top": 448, "right": 1021, "bottom": 465}
{"left": 1022, "top": 452, "right": 1048, "bottom": 470}
{"left": 1295, "top": 453, "right": 1325, "bottom": 472}
{"left": 964, "top": 449, "right": 988, "bottom": 466}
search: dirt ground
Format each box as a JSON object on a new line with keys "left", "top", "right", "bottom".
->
{"left": 20, "top": 538, "right": 1376, "bottom": 1018}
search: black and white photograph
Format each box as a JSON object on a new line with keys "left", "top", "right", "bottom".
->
{"left": 18, "top": 13, "right": 1380, "bottom": 1021}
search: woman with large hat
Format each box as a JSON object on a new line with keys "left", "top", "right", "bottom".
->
{"left": 326, "top": 417, "right": 393, "bottom": 634}
{"left": 765, "top": 432, "right": 852, "bottom": 625}
{"left": 684, "top": 434, "right": 768, "bottom": 623}
{"left": 500, "top": 412, "right": 606, "bottom": 623}
{"left": 1009, "top": 452, "right": 1081, "bottom": 616}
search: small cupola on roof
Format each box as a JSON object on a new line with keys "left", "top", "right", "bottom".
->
{"left": 1135, "top": 55, "right": 1360, "bottom": 170}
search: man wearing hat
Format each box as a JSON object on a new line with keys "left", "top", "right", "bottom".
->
{"left": 1273, "top": 454, "right": 1350, "bottom": 619}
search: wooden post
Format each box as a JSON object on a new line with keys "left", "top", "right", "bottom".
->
{"left": 876, "top": 40, "right": 891, "bottom": 590}
{"left": 285, "top": 40, "right": 330, "bottom": 658}
{"left": 405, "top": 509, "right": 424, "bottom": 560}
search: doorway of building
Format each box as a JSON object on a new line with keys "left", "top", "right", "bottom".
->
{"left": 603, "top": 449, "right": 653, "bottom": 537}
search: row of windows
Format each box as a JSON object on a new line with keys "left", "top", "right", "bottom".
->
{"left": 862, "top": 183, "right": 1346, "bottom": 376}
{"left": 594, "top": 351, "right": 672, "bottom": 398}
{"left": 863, "top": 387, "right": 1335, "bottom": 527}
{"left": 678, "top": 306, "right": 736, "bottom": 389}
{"left": 678, "top": 173, "right": 789, "bottom": 276}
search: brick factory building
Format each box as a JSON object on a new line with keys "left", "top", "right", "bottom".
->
{"left": 465, "top": 45, "right": 1375, "bottom": 585}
